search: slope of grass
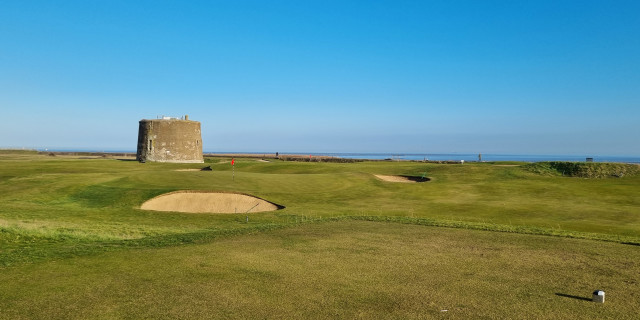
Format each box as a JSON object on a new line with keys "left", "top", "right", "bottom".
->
{"left": 525, "top": 161, "right": 640, "bottom": 178}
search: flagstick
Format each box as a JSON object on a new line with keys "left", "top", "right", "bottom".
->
{"left": 232, "top": 158, "right": 236, "bottom": 217}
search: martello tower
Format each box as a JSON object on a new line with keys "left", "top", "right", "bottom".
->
{"left": 136, "top": 115, "right": 204, "bottom": 163}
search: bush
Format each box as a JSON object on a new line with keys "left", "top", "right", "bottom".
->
{"left": 524, "top": 162, "right": 640, "bottom": 178}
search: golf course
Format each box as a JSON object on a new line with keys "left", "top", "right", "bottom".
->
{"left": 1, "top": 150, "right": 639, "bottom": 319}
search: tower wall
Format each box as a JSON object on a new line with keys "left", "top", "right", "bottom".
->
{"left": 136, "top": 118, "right": 204, "bottom": 163}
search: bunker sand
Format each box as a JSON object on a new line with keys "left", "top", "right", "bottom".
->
{"left": 141, "top": 191, "right": 281, "bottom": 213}
{"left": 375, "top": 175, "right": 430, "bottom": 183}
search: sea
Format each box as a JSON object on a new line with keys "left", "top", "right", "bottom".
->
{"left": 207, "top": 152, "right": 639, "bottom": 163}
{"left": 281, "top": 153, "right": 640, "bottom": 163}
{"left": 32, "top": 149, "right": 640, "bottom": 164}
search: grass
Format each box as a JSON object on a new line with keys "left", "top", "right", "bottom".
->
{"left": 1, "top": 151, "right": 639, "bottom": 318}
{"left": 1, "top": 221, "right": 639, "bottom": 319}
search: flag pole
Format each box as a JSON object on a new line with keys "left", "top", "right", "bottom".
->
{"left": 232, "top": 158, "right": 236, "bottom": 217}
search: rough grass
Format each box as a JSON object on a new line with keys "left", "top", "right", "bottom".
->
{"left": 1, "top": 221, "right": 638, "bottom": 319}
{"left": 525, "top": 161, "right": 640, "bottom": 178}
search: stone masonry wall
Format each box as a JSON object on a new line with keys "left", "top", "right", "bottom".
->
{"left": 137, "top": 119, "right": 204, "bottom": 163}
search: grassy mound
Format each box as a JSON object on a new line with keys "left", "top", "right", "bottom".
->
{"left": 525, "top": 161, "right": 640, "bottom": 178}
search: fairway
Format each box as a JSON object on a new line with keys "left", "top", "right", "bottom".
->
{"left": 1, "top": 152, "right": 640, "bottom": 318}
{"left": 1, "top": 221, "right": 639, "bottom": 319}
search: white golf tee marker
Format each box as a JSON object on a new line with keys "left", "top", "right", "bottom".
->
{"left": 592, "top": 290, "right": 605, "bottom": 303}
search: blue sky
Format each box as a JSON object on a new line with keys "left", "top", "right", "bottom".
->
{"left": 1, "top": 0, "right": 638, "bottom": 155}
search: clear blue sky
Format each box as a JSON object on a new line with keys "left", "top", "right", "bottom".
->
{"left": 1, "top": 0, "right": 638, "bottom": 155}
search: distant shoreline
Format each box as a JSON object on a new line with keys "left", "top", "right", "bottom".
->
{"left": 3, "top": 149, "right": 639, "bottom": 163}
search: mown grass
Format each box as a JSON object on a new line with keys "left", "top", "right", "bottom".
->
{"left": 1, "top": 152, "right": 639, "bottom": 318}
{"left": 1, "top": 221, "right": 638, "bottom": 319}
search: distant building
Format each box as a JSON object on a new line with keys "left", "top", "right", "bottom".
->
{"left": 136, "top": 115, "right": 203, "bottom": 163}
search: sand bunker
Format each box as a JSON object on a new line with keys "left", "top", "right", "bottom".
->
{"left": 375, "top": 175, "right": 430, "bottom": 183}
{"left": 141, "top": 191, "right": 282, "bottom": 214}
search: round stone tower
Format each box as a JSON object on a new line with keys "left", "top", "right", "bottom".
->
{"left": 136, "top": 115, "right": 204, "bottom": 163}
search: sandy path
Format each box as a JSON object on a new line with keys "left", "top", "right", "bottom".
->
{"left": 141, "top": 191, "right": 280, "bottom": 213}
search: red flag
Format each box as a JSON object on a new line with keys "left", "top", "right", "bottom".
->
{"left": 231, "top": 158, "right": 235, "bottom": 165}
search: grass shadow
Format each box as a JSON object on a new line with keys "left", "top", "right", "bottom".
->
{"left": 400, "top": 175, "right": 431, "bottom": 182}
{"left": 555, "top": 293, "right": 591, "bottom": 302}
